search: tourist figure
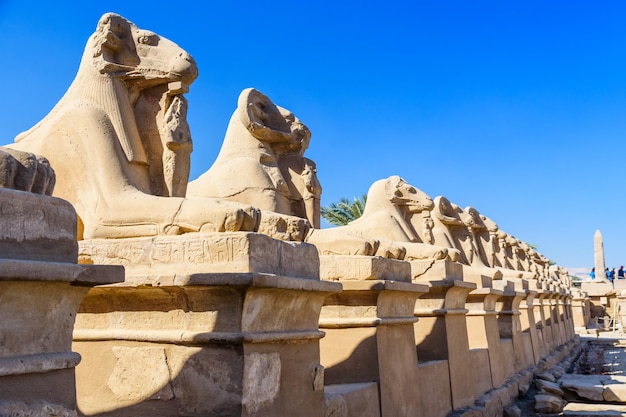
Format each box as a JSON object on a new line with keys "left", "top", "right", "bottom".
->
{"left": 618, "top": 266, "right": 625, "bottom": 279}
{"left": 606, "top": 268, "right": 610, "bottom": 279}
{"left": 590, "top": 267, "right": 595, "bottom": 280}
{"left": 606, "top": 268, "right": 615, "bottom": 286}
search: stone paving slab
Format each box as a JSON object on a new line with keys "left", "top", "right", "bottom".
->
{"left": 564, "top": 402, "right": 626, "bottom": 416}
{"left": 560, "top": 374, "right": 626, "bottom": 403}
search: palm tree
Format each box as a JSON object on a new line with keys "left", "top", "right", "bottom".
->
{"left": 320, "top": 194, "right": 367, "bottom": 226}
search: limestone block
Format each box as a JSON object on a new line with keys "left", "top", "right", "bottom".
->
{"left": 320, "top": 255, "right": 411, "bottom": 282}
{"left": 242, "top": 352, "right": 282, "bottom": 415}
{"left": 551, "top": 364, "right": 566, "bottom": 379}
{"left": 324, "top": 383, "right": 380, "bottom": 417}
{"left": 74, "top": 272, "right": 339, "bottom": 417}
{"left": 514, "top": 369, "right": 533, "bottom": 397}
{"left": 412, "top": 259, "right": 464, "bottom": 282}
{"left": 503, "top": 405, "right": 522, "bottom": 417}
{"left": 0, "top": 401, "right": 76, "bottom": 417}
{"left": 560, "top": 374, "right": 606, "bottom": 401}
{"left": 79, "top": 232, "right": 319, "bottom": 282}
{"left": 418, "top": 360, "right": 452, "bottom": 417}
{"left": 0, "top": 148, "right": 123, "bottom": 412}
{"left": 535, "top": 378, "right": 565, "bottom": 397}
{"left": 470, "top": 348, "right": 493, "bottom": 397}
{"left": 581, "top": 281, "right": 615, "bottom": 296}
{"left": 0, "top": 188, "right": 76, "bottom": 263}
{"left": 534, "top": 393, "right": 563, "bottom": 414}
{"left": 563, "top": 402, "right": 626, "bottom": 415}
{"left": 603, "top": 376, "right": 626, "bottom": 403}
{"left": 108, "top": 346, "right": 175, "bottom": 401}
{"left": 474, "top": 390, "right": 504, "bottom": 417}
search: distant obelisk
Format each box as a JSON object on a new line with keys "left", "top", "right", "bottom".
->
{"left": 594, "top": 230, "right": 607, "bottom": 282}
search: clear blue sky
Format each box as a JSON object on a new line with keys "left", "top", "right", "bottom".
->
{"left": 1, "top": 1, "right": 625, "bottom": 271}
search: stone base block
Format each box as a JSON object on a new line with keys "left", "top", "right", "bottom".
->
{"left": 324, "top": 382, "right": 380, "bottom": 417}
{"left": 563, "top": 401, "right": 626, "bottom": 416}
{"left": 412, "top": 259, "right": 463, "bottom": 282}
{"left": 0, "top": 400, "right": 77, "bottom": 417}
{"left": 581, "top": 281, "right": 616, "bottom": 296}
{"left": 0, "top": 188, "right": 77, "bottom": 263}
{"left": 0, "top": 258, "right": 123, "bottom": 413}
{"left": 320, "top": 255, "right": 411, "bottom": 282}
{"left": 79, "top": 232, "right": 319, "bottom": 282}
{"left": 74, "top": 274, "right": 339, "bottom": 417}
{"left": 418, "top": 360, "right": 452, "bottom": 417}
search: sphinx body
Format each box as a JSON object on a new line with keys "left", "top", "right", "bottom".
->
{"left": 188, "top": 88, "right": 321, "bottom": 228}
{"left": 431, "top": 196, "right": 476, "bottom": 265}
{"left": 188, "top": 89, "right": 453, "bottom": 261}
{"left": 189, "top": 88, "right": 377, "bottom": 256}
{"left": 5, "top": 14, "right": 312, "bottom": 240}
{"left": 314, "top": 176, "right": 454, "bottom": 261}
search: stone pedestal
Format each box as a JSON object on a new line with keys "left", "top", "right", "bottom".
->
{"left": 554, "top": 292, "right": 570, "bottom": 343}
{"left": 465, "top": 287, "right": 505, "bottom": 393}
{"left": 618, "top": 293, "right": 626, "bottom": 331}
{"left": 548, "top": 292, "right": 565, "bottom": 348}
{"left": 572, "top": 292, "right": 591, "bottom": 331}
{"left": 319, "top": 256, "right": 428, "bottom": 417}
{"left": 535, "top": 291, "right": 553, "bottom": 354}
{"left": 74, "top": 235, "right": 339, "bottom": 417}
{"left": 519, "top": 290, "right": 541, "bottom": 365}
{"left": 0, "top": 188, "right": 123, "bottom": 415}
{"left": 496, "top": 279, "right": 533, "bottom": 372}
{"left": 413, "top": 272, "right": 476, "bottom": 411}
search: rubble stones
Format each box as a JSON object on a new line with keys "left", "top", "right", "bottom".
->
{"left": 534, "top": 393, "right": 564, "bottom": 414}
{"left": 535, "top": 379, "right": 565, "bottom": 397}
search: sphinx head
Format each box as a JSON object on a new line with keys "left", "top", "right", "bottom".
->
{"left": 90, "top": 13, "right": 198, "bottom": 89}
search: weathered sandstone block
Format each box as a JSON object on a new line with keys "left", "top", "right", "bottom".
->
{"left": 79, "top": 232, "right": 319, "bottom": 281}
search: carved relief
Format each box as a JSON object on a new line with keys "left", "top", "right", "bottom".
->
{"left": 80, "top": 235, "right": 252, "bottom": 267}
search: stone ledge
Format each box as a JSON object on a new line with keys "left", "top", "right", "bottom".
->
{"left": 319, "top": 316, "right": 419, "bottom": 328}
{"left": 98, "top": 272, "right": 341, "bottom": 292}
{"left": 339, "top": 279, "right": 429, "bottom": 293}
{"left": 564, "top": 402, "right": 626, "bottom": 416}
{"left": 0, "top": 258, "right": 123, "bottom": 285}
{"left": 0, "top": 352, "right": 81, "bottom": 376}
{"left": 73, "top": 328, "right": 326, "bottom": 345}
{"left": 79, "top": 232, "right": 319, "bottom": 281}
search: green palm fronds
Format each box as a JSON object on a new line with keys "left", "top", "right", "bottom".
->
{"left": 320, "top": 194, "right": 367, "bottom": 226}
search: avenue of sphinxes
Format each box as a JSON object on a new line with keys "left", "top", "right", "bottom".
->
{"left": 0, "top": 13, "right": 592, "bottom": 417}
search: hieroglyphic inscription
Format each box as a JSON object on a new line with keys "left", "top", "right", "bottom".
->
{"left": 0, "top": 190, "right": 75, "bottom": 242}
{"left": 324, "top": 257, "right": 370, "bottom": 280}
{"left": 79, "top": 234, "right": 252, "bottom": 267}
{"left": 320, "top": 256, "right": 410, "bottom": 281}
